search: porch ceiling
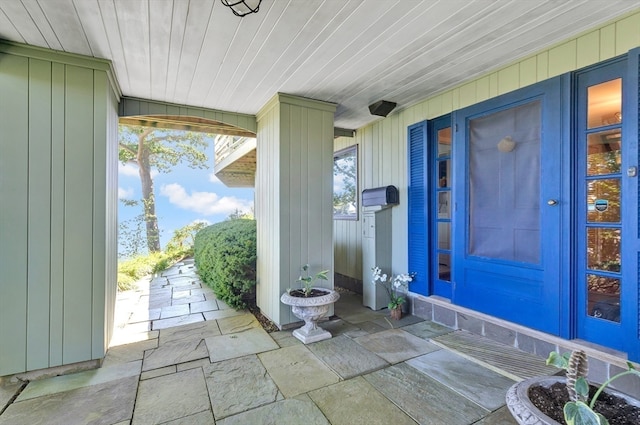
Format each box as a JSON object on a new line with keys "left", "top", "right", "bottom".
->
{"left": 0, "top": 1, "right": 637, "bottom": 130}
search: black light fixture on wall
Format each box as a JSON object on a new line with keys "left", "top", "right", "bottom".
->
{"left": 368, "top": 100, "right": 397, "bottom": 117}
{"left": 221, "top": 0, "right": 262, "bottom": 17}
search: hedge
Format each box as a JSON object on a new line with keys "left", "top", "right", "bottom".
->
{"left": 194, "top": 219, "right": 256, "bottom": 309}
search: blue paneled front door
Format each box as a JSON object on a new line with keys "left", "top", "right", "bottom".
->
{"left": 452, "top": 76, "right": 569, "bottom": 335}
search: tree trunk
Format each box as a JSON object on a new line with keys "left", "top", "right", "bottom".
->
{"left": 137, "top": 132, "right": 161, "bottom": 253}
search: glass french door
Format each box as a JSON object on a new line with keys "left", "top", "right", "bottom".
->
{"left": 576, "top": 59, "right": 627, "bottom": 350}
{"left": 431, "top": 117, "right": 452, "bottom": 298}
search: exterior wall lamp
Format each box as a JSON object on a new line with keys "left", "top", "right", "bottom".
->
{"left": 368, "top": 100, "right": 397, "bottom": 117}
{"left": 221, "top": 0, "right": 262, "bottom": 17}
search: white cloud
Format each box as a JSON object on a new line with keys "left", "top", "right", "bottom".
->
{"left": 118, "top": 162, "right": 158, "bottom": 178}
{"left": 160, "top": 183, "right": 253, "bottom": 216}
{"left": 119, "top": 163, "right": 139, "bottom": 177}
{"left": 118, "top": 187, "right": 134, "bottom": 199}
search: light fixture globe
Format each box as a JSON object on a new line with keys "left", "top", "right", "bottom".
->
{"left": 221, "top": 0, "right": 262, "bottom": 17}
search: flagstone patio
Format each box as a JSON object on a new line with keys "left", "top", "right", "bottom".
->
{"left": 0, "top": 260, "right": 558, "bottom": 424}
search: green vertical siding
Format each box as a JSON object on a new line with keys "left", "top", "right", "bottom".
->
{"left": 63, "top": 65, "right": 95, "bottom": 364}
{"left": 49, "top": 62, "right": 66, "bottom": 367}
{"left": 256, "top": 94, "right": 336, "bottom": 327}
{"left": 92, "top": 72, "right": 108, "bottom": 359}
{"left": 577, "top": 31, "right": 600, "bottom": 68}
{"left": 0, "top": 43, "right": 119, "bottom": 376}
{"left": 104, "top": 87, "right": 119, "bottom": 354}
{"left": 0, "top": 53, "right": 29, "bottom": 374}
{"left": 27, "top": 58, "right": 53, "bottom": 370}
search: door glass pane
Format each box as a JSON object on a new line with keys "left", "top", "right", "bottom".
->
{"left": 587, "top": 274, "right": 620, "bottom": 323}
{"left": 587, "top": 130, "right": 621, "bottom": 175}
{"left": 432, "top": 122, "right": 453, "bottom": 293}
{"left": 587, "top": 228, "right": 620, "bottom": 271}
{"left": 438, "top": 192, "right": 450, "bottom": 218}
{"left": 438, "top": 127, "right": 451, "bottom": 156}
{"left": 438, "top": 222, "right": 450, "bottom": 250}
{"left": 468, "top": 101, "right": 541, "bottom": 263}
{"left": 438, "top": 160, "right": 450, "bottom": 188}
{"left": 587, "top": 179, "right": 621, "bottom": 223}
{"left": 438, "top": 253, "right": 451, "bottom": 281}
{"left": 585, "top": 71, "right": 622, "bottom": 322}
{"left": 587, "top": 79, "right": 622, "bottom": 129}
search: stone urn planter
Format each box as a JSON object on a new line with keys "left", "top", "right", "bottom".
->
{"left": 280, "top": 288, "right": 339, "bottom": 344}
{"left": 506, "top": 376, "right": 566, "bottom": 425}
{"left": 506, "top": 375, "right": 640, "bottom": 425}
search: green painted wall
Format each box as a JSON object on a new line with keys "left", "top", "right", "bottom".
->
{"left": 0, "top": 42, "right": 119, "bottom": 376}
{"left": 256, "top": 94, "right": 336, "bottom": 327}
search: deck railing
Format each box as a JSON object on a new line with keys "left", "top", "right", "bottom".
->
{"left": 214, "top": 135, "right": 254, "bottom": 164}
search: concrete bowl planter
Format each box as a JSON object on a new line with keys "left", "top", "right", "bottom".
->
{"left": 506, "top": 375, "right": 640, "bottom": 425}
{"left": 506, "top": 376, "right": 564, "bottom": 425}
{"left": 280, "top": 288, "right": 340, "bottom": 344}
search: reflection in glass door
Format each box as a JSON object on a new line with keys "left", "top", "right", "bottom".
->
{"left": 431, "top": 117, "right": 452, "bottom": 298}
{"left": 577, "top": 60, "right": 625, "bottom": 349}
{"left": 585, "top": 80, "right": 622, "bottom": 322}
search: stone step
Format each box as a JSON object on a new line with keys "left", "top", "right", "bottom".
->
{"left": 431, "top": 330, "right": 561, "bottom": 381}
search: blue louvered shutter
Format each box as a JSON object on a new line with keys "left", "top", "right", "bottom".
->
{"left": 407, "top": 121, "right": 428, "bottom": 295}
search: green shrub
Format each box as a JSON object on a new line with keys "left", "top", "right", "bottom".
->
{"left": 194, "top": 219, "right": 257, "bottom": 309}
{"left": 117, "top": 272, "right": 137, "bottom": 291}
{"left": 117, "top": 257, "right": 145, "bottom": 291}
{"left": 117, "top": 252, "right": 167, "bottom": 291}
{"left": 151, "top": 256, "right": 172, "bottom": 274}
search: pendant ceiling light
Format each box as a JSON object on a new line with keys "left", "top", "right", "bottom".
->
{"left": 221, "top": 0, "right": 262, "bottom": 17}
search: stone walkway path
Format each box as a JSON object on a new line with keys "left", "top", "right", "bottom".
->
{"left": 0, "top": 259, "right": 547, "bottom": 424}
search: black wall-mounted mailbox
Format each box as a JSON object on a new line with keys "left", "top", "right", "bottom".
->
{"left": 362, "top": 185, "right": 399, "bottom": 207}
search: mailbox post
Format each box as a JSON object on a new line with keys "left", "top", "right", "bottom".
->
{"left": 361, "top": 186, "right": 398, "bottom": 310}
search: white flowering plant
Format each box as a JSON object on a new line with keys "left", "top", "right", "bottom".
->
{"left": 371, "top": 267, "right": 415, "bottom": 310}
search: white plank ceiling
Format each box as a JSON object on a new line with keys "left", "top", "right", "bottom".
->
{"left": 0, "top": 0, "right": 638, "bottom": 130}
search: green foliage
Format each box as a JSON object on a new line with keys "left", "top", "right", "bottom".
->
{"left": 563, "top": 401, "right": 607, "bottom": 425}
{"left": 117, "top": 221, "right": 207, "bottom": 291}
{"left": 152, "top": 256, "right": 171, "bottom": 274}
{"left": 546, "top": 351, "right": 571, "bottom": 369}
{"left": 118, "top": 210, "right": 148, "bottom": 259}
{"left": 546, "top": 351, "right": 640, "bottom": 425}
{"left": 117, "top": 272, "right": 137, "bottom": 291}
{"left": 117, "top": 253, "right": 162, "bottom": 291}
{"left": 194, "top": 219, "right": 257, "bottom": 309}
{"left": 295, "top": 264, "right": 329, "bottom": 296}
{"left": 165, "top": 221, "right": 209, "bottom": 259}
{"left": 118, "top": 125, "right": 209, "bottom": 173}
{"left": 226, "top": 208, "right": 254, "bottom": 220}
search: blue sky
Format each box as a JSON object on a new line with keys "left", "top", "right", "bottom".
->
{"left": 118, "top": 139, "right": 254, "bottom": 254}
